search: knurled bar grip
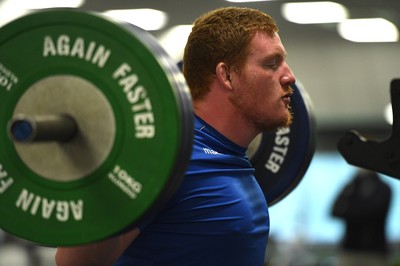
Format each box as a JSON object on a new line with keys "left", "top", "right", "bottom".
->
{"left": 8, "top": 114, "right": 78, "bottom": 142}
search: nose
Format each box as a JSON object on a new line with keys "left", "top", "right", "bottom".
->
{"left": 281, "top": 62, "right": 296, "bottom": 86}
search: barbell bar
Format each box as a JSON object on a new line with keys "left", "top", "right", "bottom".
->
{"left": 0, "top": 9, "right": 315, "bottom": 246}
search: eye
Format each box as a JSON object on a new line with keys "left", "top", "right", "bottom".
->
{"left": 264, "top": 60, "right": 279, "bottom": 70}
{"left": 263, "top": 56, "right": 282, "bottom": 70}
{"left": 265, "top": 62, "right": 278, "bottom": 70}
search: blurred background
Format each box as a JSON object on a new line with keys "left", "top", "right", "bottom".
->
{"left": 1, "top": 0, "right": 400, "bottom": 265}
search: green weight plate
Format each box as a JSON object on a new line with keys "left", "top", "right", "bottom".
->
{"left": 0, "top": 9, "right": 193, "bottom": 246}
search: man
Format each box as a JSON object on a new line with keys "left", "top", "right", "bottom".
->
{"left": 332, "top": 169, "right": 392, "bottom": 266}
{"left": 55, "top": 6, "right": 295, "bottom": 265}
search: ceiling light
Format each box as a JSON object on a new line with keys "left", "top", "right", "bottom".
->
{"left": 158, "top": 25, "right": 193, "bottom": 62}
{"left": 282, "top": 1, "right": 348, "bottom": 24}
{"left": 225, "top": 0, "right": 275, "bottom": 2}
{"left": 103, "top": 9, "right": 168, "bottom": 31}
{"left": 338, "top": 18, "right": 399, "bottom": 43}
{"left": 0, "top": 0, "right": 28, "bottom": 27}
{"left": 23, "top": 0, "right": 85, "bottom": 9}
{"left": 0, "top": 0, "right": 85, "bottom": 27}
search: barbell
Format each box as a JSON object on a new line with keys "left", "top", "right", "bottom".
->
{"left": 0, "top": 9, "right": 316, "bottom": 246}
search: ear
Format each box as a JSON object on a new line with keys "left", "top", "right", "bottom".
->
{"left": 215, "top": 62, "right": 233, "bottom": 90}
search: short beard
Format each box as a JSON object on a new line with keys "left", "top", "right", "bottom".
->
{"left": 254, "top": 106, "right": 293, "bottom": 133}
{"left": 229, "top": 87, "right": 294, "bottom": 133}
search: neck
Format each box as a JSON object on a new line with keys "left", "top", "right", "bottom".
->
{"left": 193, "top": 88, "right": 259, "bottom": 148}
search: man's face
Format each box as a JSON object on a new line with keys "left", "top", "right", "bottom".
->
{"left": 229, "top": 31, "right": 295, "bottom": 132}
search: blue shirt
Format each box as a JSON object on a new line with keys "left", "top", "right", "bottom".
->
{"left": 115, "top": 116, "right": 269, "bottom": 265}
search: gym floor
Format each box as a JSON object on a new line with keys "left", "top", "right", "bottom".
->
{"left": 1, "top": 230, "right": 400, "bottom": 266}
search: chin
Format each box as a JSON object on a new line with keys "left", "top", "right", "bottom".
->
{"left": 283, "top": 112, "right": 293, "bottom": 127}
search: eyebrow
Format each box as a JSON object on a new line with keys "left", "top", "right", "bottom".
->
{"left": 271, "top": 49, "right": 287, "bottom": 58}
{"left": 263, "top": 51, "right": 287, "bottom": 62}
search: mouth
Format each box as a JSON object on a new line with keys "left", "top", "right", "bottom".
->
{"left": 281, "top": 93, "right": 292, "bottom": 106}
{"left": 282, "top": 85, "right": 294, "bottom": 104}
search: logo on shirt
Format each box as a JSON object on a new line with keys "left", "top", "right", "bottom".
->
{"left": 203, "top": 148, "right": 221, "bottom": 155}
